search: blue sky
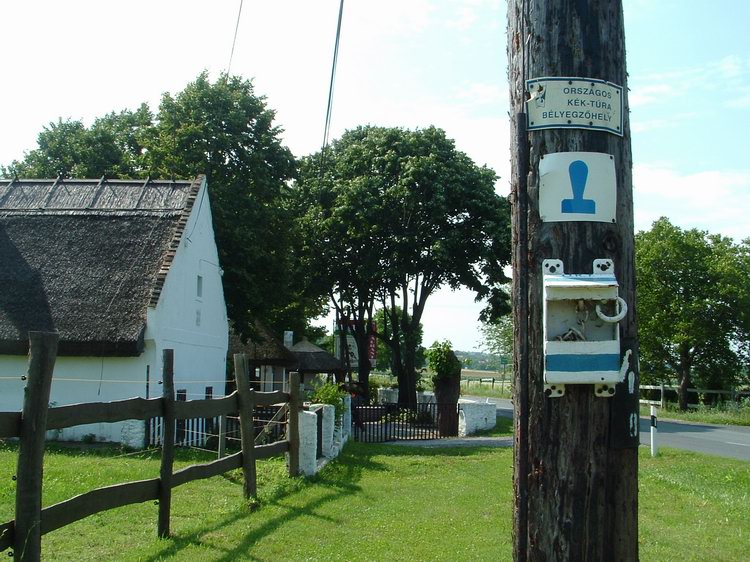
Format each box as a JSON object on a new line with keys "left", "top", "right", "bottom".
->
{"left": 1, "top": 0, "right": 747, "bottom": 351}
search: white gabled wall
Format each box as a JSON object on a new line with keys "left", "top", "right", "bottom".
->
{"left": 146, "top": 178, "right": 229, "bottom": 405}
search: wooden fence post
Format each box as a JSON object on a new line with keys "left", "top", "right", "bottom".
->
{"left": 217, "top": 415, "right": 227, "bottom": 459}
{"left": 233, "top": 354, "right": 257, "bottom": 499}
{"left": 158, "top": 349, "right": 175, "bottom": 538}
{"left": 660, "top": 383, "right": 666, "bottom": 409}
{"left": 288, "top": 372, "right": 301, "bottom": 477}
{"left": 14, "top": 332, "right": 59, "bottom": 562}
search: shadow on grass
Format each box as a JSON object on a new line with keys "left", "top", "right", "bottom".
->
{"left": 143, "top": 444, "right": 390, "bottom": 561}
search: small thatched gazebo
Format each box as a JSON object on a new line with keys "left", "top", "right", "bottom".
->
{"left": 228, "top": 322, "right": 298, "bottom": 392}
{"left": 289, "top": 338, "right": 346, "bottom": 388}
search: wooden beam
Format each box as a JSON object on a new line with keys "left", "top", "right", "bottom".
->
{"left": 254, "top": 390, "right": 291, "bottom": 407}
{"left": 0, "top": 521, "right": 13, "bottom": 554}
{"left": 14, "top": 332, "right": 58, "bottom": 562}
{"left": 0, "top": 413, "right": 21, "bottom": 438}
{"left": 171, "top": 452, "right": 242, "bottom": 488}
{"left": 508, "top": 1, "right": 639, "bottom": 559}
{"left": 234, "top": 354, "right": 257, "bottom": 499}
{"left": 157, "top": 349, "right": 175, "bottom": 538}
{"left": 287, "top": 372, "right": 301, "bottom": 477}
{"left": 46, "top": 397, "right": 162, "bottom": 429}
{"left": 40, "top": 479, "right": 159, "bottom": 535}
{"left": 255, "top": 440, "right": 289, "bottom": 460}
{"left": 173, "top": 393, "right": 238, "bottom": 419}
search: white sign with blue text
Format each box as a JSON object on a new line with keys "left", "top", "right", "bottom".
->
{"left": 526, "top": 77, "right": 623, "bottom": 136}
{"left": 539, "top": 152, "right": 616, "bottom": 223}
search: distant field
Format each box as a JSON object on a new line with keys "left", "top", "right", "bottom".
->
{"left": 461, "top": 369, "right": 508, "bottom": 379}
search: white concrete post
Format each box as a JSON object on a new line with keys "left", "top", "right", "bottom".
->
{"left": 296, "top": 410, "right": 318, "bottom": 476}
{"left": 341, "top": 394, "right": 351, "bottom": 441}
{"left": 316, "top": 404, "right": 335, "bottom": 458}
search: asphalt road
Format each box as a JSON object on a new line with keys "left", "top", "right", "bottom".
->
{"left": 463, "top": 395, "right": 750, "bottom": 461}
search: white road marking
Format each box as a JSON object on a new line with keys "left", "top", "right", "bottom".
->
{"left": 725, "top": 441, "right": 750, "bottom": 447}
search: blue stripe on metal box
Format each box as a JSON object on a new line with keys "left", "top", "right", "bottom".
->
{"left": 546, "top": 354, "right": 620, "bottom": 372}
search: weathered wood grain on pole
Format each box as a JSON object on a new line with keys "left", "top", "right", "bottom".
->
{"left": 507, "top": 1, "right": 639, "bottom": 560}
{"left": 158, "top": 349, "right": 175, "bottom": 538}
{"left": 287, "top": 372, "right": 301, "bottom": 477}
{"left": 233, "top": 354, "right": 257, "bottom": 499}
{"left": 217, "top": 415, "right": 227, "bottom": 459}
{"left": 14, "top": 331, "right": 58, "bottom": 562}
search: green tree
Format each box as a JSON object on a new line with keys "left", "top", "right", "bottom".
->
{"left": 295, "top": 125, "right": 511, "bottom": 407}
{"left": 636, "top": 218, "right": 750, "bottom": 409}
{"left": 374, "top": 307, "right": 425, "bottom": 373}
{"left": 2, "top": 106, "right": 153, "bottom": 179}
{"left": 480, "top": 313, "right": 513, "bottom": 367}
{"left": 3, "top": 73, "right": 324, "bottom": 339}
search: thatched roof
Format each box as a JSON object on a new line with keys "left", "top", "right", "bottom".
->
{"left": 289, "top": 338, "right": 345, "bottom": 374}
{"left": 0, "top": 176, "right": 204, "bottom": 356}
{"left": 228, "top": 322, "right": 298, "bottom": 368}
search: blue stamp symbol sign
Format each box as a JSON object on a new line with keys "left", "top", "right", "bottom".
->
{"left": 562, "top": 160, "right": 596, "bottom": 214}
{"left": 539, "top": 152, "right": 616, "bottom": 223}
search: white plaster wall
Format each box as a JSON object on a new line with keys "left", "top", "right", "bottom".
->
{"left": 147, "top": 179, "right": 229, "bottom": 402}
{"left": 458, "top": 401, "right": 497, "bottom": 436}
{"left": 0, "top": 340, "right": 155, "bottom": 443}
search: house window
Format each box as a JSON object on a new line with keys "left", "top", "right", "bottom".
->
{"left": 196, "top": 275, "right": 203, "bottom": 298}
{"left": 196, "top": 309, "right": 201, "bottom": 327}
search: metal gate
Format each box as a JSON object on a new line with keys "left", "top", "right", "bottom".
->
{"left": 352, "top": 403, "right": 459, "bottom": 443}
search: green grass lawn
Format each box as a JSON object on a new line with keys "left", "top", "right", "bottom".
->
{"left": 641, "top": 403, "right": 750, "bottom": 427}
{"left": 0, "top": 439, "right": 748, "bottom": 561}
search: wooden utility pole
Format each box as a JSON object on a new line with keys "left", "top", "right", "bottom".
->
{"left": 508, "top": 1, "right": 639, "bottom": 560}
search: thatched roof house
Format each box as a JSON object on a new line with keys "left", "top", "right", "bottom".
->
{"left": 0, "top": 175, "right": 229, "bottom": 445}
{"left": 290, "top": 338, "right": 345, "bottom": 376}
{"left": 0, "top": 176, "right": 207, "bottom": 355}
{"left": 228, "top": 322, "right": 298, "bottom": 369}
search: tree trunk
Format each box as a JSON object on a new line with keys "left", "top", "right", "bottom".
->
{"left": 677, "top": 345, "right": 692, "bottom": 411}
{"left": 678, "top": 369, "right": 691, "bottom": 411}
{"left": 398, "top": 330, "right": 419, "bottom": 408}
{"left": 433, "top": 376, "right": 460, "bottom": 436}
{"left": 355, "top": 323, "right": 372, "bottom": 399}
{"left": 508, "top": 1, "right": 639, "bottom": 560}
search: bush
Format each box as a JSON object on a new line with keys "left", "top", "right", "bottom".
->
{"left": 311, "top": 382, "right": 347, "bottom": 419}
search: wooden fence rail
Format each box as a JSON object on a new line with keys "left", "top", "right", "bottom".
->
{"left": 0, "top": 336, "right": 301, "bottom": 561}
{"left": 639, "top": 384, "right": 750, "bottom": 409}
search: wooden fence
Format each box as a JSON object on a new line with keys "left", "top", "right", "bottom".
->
{"left": 640, "top": 384, "right": 750, "bottom": 409}
{"left": 0, "top": 332, "right": 301, "bottom": 562}
{"left": 460, "top": 374, "right": 511, "bottom": 394}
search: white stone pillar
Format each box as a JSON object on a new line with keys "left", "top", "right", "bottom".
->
{"left": 296, "top": 410, "right": 318, "bottom": 476}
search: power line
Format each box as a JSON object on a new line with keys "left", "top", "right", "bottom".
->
{"left": 318, "top": 0, "right": 345, "bottom": 179}
{"left": 227, "top": 0, "right": 245, "bottom": 74}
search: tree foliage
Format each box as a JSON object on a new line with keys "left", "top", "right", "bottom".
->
{"left": 374, "top": 307, "right": 425, "bottom": 373}
{"left": 295, "top": 125, "right": 511, "bottom": 406}
{"left": 636, "top": 218, "right": 750, "bottom": 408}
{"left": 425, "top": 340, "right": 462, "bottom": 382}
{"left": 3, "top": 72, "right": 323, "bottom": 339}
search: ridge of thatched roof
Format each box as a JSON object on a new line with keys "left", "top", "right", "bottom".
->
{"left": 289, "top": 338, "right": 345, "bottom": 373}
{"left": 0, "top": 176, "right": 204, "bottom": 356}
{"left": 228, "top": 322, "right": 298, "bottom": 368}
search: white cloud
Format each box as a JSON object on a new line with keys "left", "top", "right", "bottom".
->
{"left": 633, "top": 163, "right": 750, "bottom": 240}
{"left": 631, "top": 55, "right": 749, "bottom": 108}
{"left": 628, "top": 84, "right": 672, "bottom": 108}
